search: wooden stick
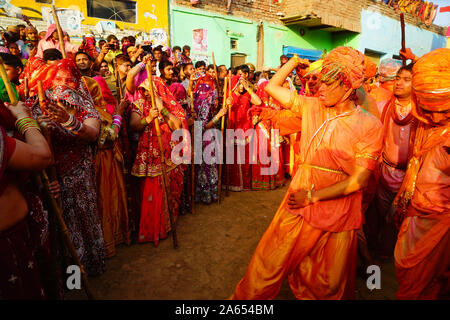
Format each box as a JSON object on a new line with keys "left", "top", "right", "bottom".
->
{"left": 41, "top": 171, "right": 96, "bottom": 299}
{"left": 51, "top": 5, "right": 67, "bottom": 59}
{"left": 0, "top": 57, "right": 17, "bottom": 105}
{"left": 217, "top": 74, "right": 228, "bottom": 204}
{"left": 145, "top": 64, "right": 179, "bottom": 249}
{"left": 113, "top": 59, "right": 123, "bottom": 100}
{"left": 24, "top": 77, "right": 29, "bottom": 100}
{"left": 225, "top": 71, "right": 232, "bottom": 197}
{"left": 211, "top": 52, "right": 220, "bottom": 90}
{"left": 37, "top": 81, "right": 95, "bottom": 300}
{"left": 400, "top": 13, "right": 406, "bottom": 66}
{"left": 189, "top": 91, "right": 195, "bottom": 214}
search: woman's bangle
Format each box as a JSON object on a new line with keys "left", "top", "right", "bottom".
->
{"left": 113, "top": 115, "right": 122, "bottom": 122}
{"left": 161, "top": 108, "right": 170, "bottom": 117}
{"left": 137, "top": 62, "right": 146, "bottom": 71}
{"left": 15, "top": 117, "right": 41, "bottom": 135}
{"left": 65, "top": 117, "right": 82, "bottom": 134}
{"left": 61, "top": 114, "right": 75, "bottom": 127}
{"left": 112, "top": 115, "right": 122, "bottom": 128}
{"left": 212, "top": 115, "right": 219, "bottom": 124}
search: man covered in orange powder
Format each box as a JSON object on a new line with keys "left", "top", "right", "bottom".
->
{"left": 368, "top": 58, "right": 402, "bottom": 116}
{"left": 365, "top": 62, "right": 417, "bottom": 260}
{"left": 393, "top": 48, "right": 450, "bottom": 300}
{"left": 230, "top": 47, "right": 383, "bottom": 300}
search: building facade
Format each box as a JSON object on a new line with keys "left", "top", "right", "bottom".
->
{"left": 1, "top": 0, "right": 169, "bottom": 44}
{"left": 170, "top": 0, "right": 447, "bottom": 68}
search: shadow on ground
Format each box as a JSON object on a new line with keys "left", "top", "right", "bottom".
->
{"left": 66, "top": 185, "right": 398, "bottom": 300}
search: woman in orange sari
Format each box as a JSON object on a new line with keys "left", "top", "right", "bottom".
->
{"left": 82, "top": 75, "right": 131, "bottom": 258}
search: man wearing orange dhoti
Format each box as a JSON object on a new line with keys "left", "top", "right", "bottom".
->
{"left": 393, "top": 48, "right": 450, "bottom": 300}
{"left": 230, "top": 47, "right": 383, "bottom": 300}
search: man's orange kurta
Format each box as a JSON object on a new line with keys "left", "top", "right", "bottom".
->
{"left": 393, "top": 48, "right": 450, "bottom": 300}
{"left": 231, "top": 92, "right": 383, "bottom": 299}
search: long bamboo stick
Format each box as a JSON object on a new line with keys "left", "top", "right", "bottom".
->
{"left": 189, "top": 90, "right": 195, "bottom": 214}
{"left": 145, "top": 64, "right": 178, "bottom": 249}
{"left": 225, "top": 71, "right": 232, "bottom": 197}
{"left": 217, "top": 74, "right": 228, "bottom": 204}
{"left": 400, "top": 13, "right": 406, "bottom": 66}
{"left": 51, "top": 5, "right": 67, "bottom": 59}
{"left": 24, "top": 77, "right": 29, "bottom": 100}
{"left": 211, "top": 52, "right": 220, "bottom": 90}
{"left": 113, "top": 59, "right": 123, "bottom": 100}
{"left": 0, "top": 57, "right": 17, "bottom": 105}
{"left": 37, "top": 81, "right": 95, "bottom": 299}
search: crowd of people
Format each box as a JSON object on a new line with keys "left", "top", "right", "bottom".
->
{"left": 0, "top": 21, "right": 448, "bottom": 300}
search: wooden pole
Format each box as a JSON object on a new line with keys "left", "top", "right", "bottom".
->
{"left": 37, "top": 81, "right": 95, "bottom": 300}
{"left": 189, "top": 91, "right": 195, "bottom": 214}
{"left": 0, "top": 57, "right": 17, "bottom": 105}
{"left": 400, "top": 13, "right": 406, "bottom": 66}
{"left": 225, "top": 71, "right": 232, "bottom": 197}
{"left": 145, "top": 64, "right": 179, "bottom": 249}
{"left": 24, "top": 77, "right": 29, "bottom": 100}
{"left": 211, "top": 52, "right": 220, "bottom": 90}
{"left": 113, "top": 59, "right": 123, "bottom": 100}
{"left": 51, "top": 5, "right": 67, "bottom": 59}
{"left": 41, "top": 170, "right": 96, "bottom": 299}
{"left": 217, "top": 74, "right": 228, "bottom": 203}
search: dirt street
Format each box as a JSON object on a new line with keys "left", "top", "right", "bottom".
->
{"left": 67, "top": 185, "right": 398, "bottom": 300}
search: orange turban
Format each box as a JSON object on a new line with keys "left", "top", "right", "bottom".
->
{"left": 321, "top": 46, "right": 365, "bottom": 89}
{"left": 364, "top": 56, "right": 377, "bottom": 79}
{"left": 412, "top": 48, "right": 450, "bottom": 112}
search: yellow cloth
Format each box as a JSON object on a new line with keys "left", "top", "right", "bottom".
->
{"left": 307, "top": 59, "right": 323, "bottom": 73}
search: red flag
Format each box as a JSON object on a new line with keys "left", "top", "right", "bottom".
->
{"left": 440, "top": 6, "right": 450, "bottom": 13}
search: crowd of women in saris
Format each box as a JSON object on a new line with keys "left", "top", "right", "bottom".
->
{"left": 0, "top": 23, "right": 299, "bottom": 299}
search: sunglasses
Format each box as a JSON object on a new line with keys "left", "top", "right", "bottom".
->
{"left": 305, "top": 75, "right": 319, "bottom": 81}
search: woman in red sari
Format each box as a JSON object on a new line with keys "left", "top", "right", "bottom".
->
{"left": 29, "top": 59, "right": 106, "bottom": 276}
{"left": 226, "top": 75, "right": 261, "bottom": 191}
{"left": 0, "top": 100, "right": 52, "bottom": 299}
{"left": 250, "top": 80, "right": 285, "bottom": 190}
{"left": 129, "top": 76, "right": 187, "bottom": 246}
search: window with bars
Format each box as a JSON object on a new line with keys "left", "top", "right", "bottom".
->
{"left": 86, "top": 0, "right": 137, "bottom": 24}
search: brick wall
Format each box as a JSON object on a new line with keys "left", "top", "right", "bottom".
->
{"left": 172, "top": 0, "right": 445, "bottom": 35}
{"left": 172, "top": 0, "right": 286, "bottom": 24}
{"left": 283, "top": 0, "right": 445, "bottom": 35}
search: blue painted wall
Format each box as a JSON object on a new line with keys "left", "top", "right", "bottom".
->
{"left": 359, "top": 9, "right": 447, "bottom": 60}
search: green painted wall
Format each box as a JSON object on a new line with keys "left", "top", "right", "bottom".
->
{"left": 263, "top": 24, "right": 333, "bottom": 67}
{"left": 170, "top": 6, "right": 351, "bottom": 68}
{"left": 171, "top": 6, "right": 258, "bottom": 66}
{"left": 331, "top": 31, "right": 360, "bottom": 49}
